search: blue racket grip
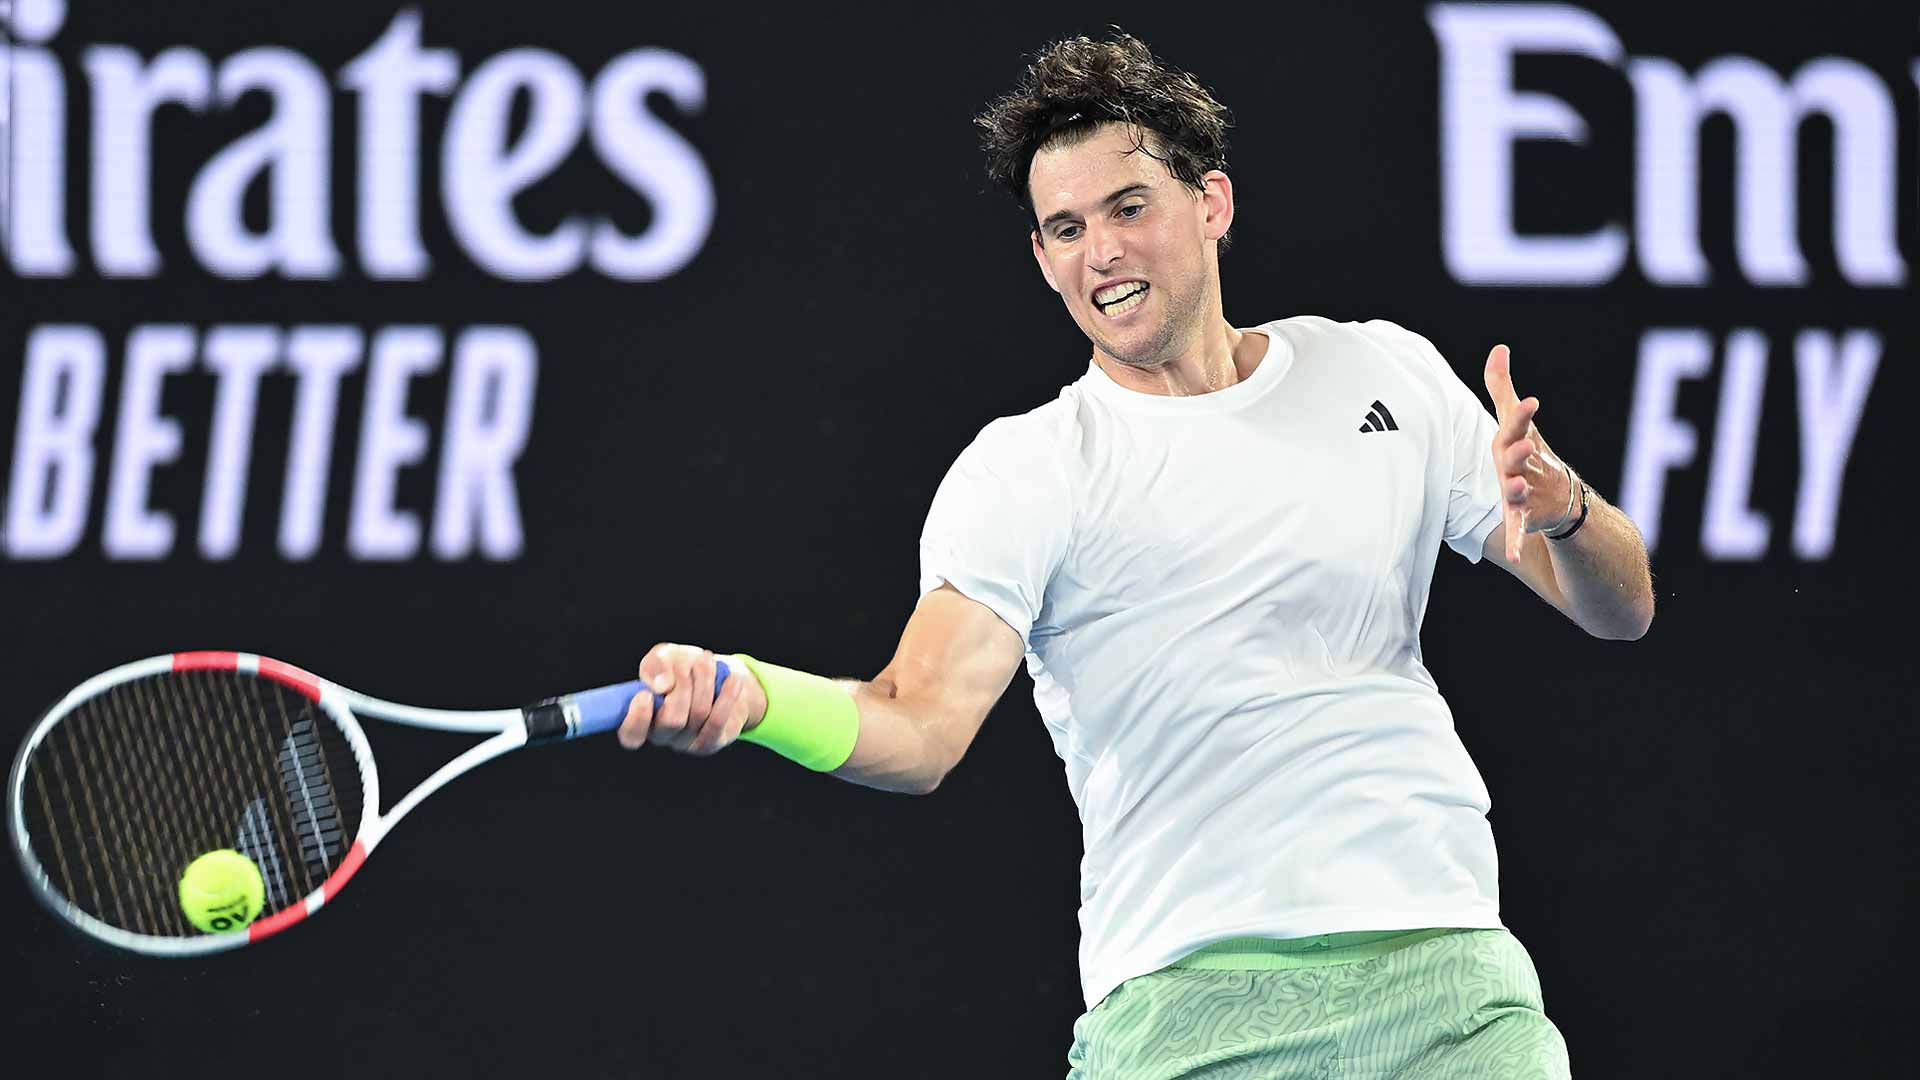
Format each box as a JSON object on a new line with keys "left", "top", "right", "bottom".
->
{"left": 561, "top": 659, "right": 732, "bottom": 740}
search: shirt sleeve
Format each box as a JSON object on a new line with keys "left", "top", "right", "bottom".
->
{"left": 1364, "top": 321, "right": 1504, "bottom": 563}
{"left": 917, "top": 416, "right": 1074, "bottom": 646}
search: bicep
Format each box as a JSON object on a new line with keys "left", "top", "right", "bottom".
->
{"left": 1481, "top": 520, "right": 1580, "bottom": 625}
{"left": 877, "top": 583, "right": 1027, "bottom": 756}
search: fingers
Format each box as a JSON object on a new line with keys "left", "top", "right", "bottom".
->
{"left": 686, "top": 673, "right": 749, "bottom": 756}
{"left": 618, "top": 686, "right": 654, "bottom": 749}
{"left": 619, "top": 642, "right": 674, "bottom": 749}
{"left": 1501, "top": 437, "right": 1546, "bottom": 475}
{"left": 1501, "top": 471, "right": 1530, "bottom": 563}
{"left": 1495, "top": 396, "right": 1539, "bottom": 448}
{"left": 646, "top": 645, "right": 695, "bottom": 748}
{"left": 1485, "top": 346, "right": 1545, "bottom": 456}
{"left": 1482, "top": 346, "right": 1561, "bottom": 564}
{"left": 621, "top": 643, "right": 735, "bottom": 756}
{"left": 668, "top": 649, "right": 718, "bottom": 753}
{"left": 1483, "top": 344, "right": 1517, "bottom": 417}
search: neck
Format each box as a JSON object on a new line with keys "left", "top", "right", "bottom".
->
{"left": 1094, "top": 316, "right": 1261, "bottom": 397}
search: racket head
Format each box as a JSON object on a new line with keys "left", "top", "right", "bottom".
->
{"left": 8, "top": 653, "right": 379, "bottom": 956}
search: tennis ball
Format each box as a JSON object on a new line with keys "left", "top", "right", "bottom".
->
{"left": 178, "top": 849, "right": 265, "bottom": 933}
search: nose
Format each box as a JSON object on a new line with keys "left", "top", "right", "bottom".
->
{"left": 1085, "top": 220, "right": 1124, "bottom": 273}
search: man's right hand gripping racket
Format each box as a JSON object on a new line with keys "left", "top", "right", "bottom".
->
{"left": 8, "top": 651, "right": 726, "bottom": 956}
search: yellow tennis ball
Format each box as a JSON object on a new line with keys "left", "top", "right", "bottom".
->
{"left": 178, "top": 849, "right": 265, "bottom": 933}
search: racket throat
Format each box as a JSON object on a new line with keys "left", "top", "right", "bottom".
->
{"left": 520, "top": 698, "right": 581, "bottom": 745}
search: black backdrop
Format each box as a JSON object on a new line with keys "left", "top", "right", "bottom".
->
{"left": 4, "top": 0, "right": 1915, "bottom": 1075}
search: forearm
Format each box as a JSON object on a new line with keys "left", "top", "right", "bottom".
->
{"left": 1544, "top": 481, "right": 1654, "bottom": 640}
{"left": 732, "top": 587, "right": 1017, "bottom": 794}
{"left": 824, "top": 675, "right": 958, "bottom": 796}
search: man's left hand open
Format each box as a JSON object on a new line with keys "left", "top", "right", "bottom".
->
{"left": 1483, "top": 344, "right": 1574, "bottom": 564}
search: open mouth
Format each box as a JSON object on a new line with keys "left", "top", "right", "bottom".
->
{"left": 1094, "top": 282, "right": 1149, "bottom": 317}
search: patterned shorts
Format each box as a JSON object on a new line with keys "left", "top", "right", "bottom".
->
{"left": 1065, "top": 929, "right": 1570, "bottom": 1079}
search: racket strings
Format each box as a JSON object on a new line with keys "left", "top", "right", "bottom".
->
{"left": 30, "top": 720, "right": 109, "bottom": 925}
{"left": 119, "top": 679, "right": 214, "bottom": 936}
{"left": 28, "top": 680, "right": 206, "bottom": 934}
{"left": 93, "top": 687, "right": 173, "bottom": 934}
{"left": 165, "top": 675, "right": 261, "bottom": 928}
{"left": 110, "top": 687, "right": 197, "bottom": 935}
{"left": 210, "top": 675, "right": 306, "bottom": 910}
{"left": 264, "top": 680, "right": 347, "bottom": 881}
{"left": 128, "top": 679, "right": 219, "bottom": 936}
{"left": 231, "top": 674, "right": 343, "bottom": 902}
{"left": 62, "top": 710, "right": 137, "bottom": 929}
{"left": 19, "top": 671, "right": 366, "bottom": 938}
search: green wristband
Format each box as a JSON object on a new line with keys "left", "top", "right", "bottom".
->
{"left": 733, "top": 654, "right": 859, "bottom": 771}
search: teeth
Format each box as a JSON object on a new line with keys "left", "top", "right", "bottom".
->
{"left": 1100, "top": 285, "right": 1149, "bottom": 317}
{"left": 1094, "top": 281, "right": 1147, "bottom": 305}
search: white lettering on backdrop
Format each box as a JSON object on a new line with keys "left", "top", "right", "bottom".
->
{"left": 1429, "top": 3, "right": 1901, "bottom": 560}
{"left": 1, "top": 4, "right": 710, "bottom": 561}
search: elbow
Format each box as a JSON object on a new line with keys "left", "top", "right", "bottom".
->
{"left": 1625, "top": 593, "right": 1656, "bottom": 640}
{"left": 905, "top": 762, "right": 951, "bottom": 796}
{"left": 910, "top": 755, "right": 959, "bottom": 796}
{"left": 1589, "top": 603, "right": 1654, "bottom": 642}
{"left": 905, "top": 706, "right": 984, "bottom": 795}
{"left": 1610, "top": 620, "right": 1651, "bottom": 643}
{"left": 909, "top": 735, "right": 968, "bottom": 796}
{"left": 862, "top": 767, "right": 944, "bottom": 797}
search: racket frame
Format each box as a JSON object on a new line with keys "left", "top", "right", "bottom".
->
{"left": 10, "top": 651, "right": 528, "bottom": 957}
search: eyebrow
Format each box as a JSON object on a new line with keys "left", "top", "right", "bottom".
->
{"left": 1038, "top": 183, "right": 1153, "bottom": 231}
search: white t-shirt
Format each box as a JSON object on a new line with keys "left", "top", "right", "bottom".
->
{"left": 917, "top": 316, "right": 1511, "bottom": 1010}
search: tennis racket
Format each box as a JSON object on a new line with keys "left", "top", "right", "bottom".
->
{"left": 8, "top": 650, "right": 728, "bottom": 956}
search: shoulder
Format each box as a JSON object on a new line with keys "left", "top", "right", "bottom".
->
{"left": 954, "top": 390, "right": 1083, "bottom": 474}
{"left": 930, "top": 391, "right": 1084, "bottom": 525}
{"left": 1269, "top": 314, "right": 1445, "bottom": 365}
{"left": 1263, "top": 315, "right": 1462, "bottom": 390}
{"left": 925, "top": 394, "right": 1079, "bottom": 539}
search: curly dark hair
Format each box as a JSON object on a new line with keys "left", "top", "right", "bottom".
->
{"left": 975, "top": 31, "right": 1233, "bottom": 240}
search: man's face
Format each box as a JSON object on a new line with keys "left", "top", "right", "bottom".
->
{"left": 1026, "top": 123, "right": 1227, "bottom": 369}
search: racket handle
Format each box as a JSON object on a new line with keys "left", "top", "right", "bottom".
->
{"left": 524, "top": 660, "right": 732, "bottom": 743}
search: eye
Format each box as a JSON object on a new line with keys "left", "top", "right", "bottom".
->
{"left": 1055, "top": 225, "right": 1082, "bottom": 241}
{"left": 1118, "top": 203, "right": 1144, "bottom": 219}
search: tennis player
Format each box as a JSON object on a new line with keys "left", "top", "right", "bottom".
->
{"left": 622, "top": 31, "right": 1652, "bottom": 1078}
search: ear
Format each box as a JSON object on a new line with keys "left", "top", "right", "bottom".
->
{"left": 1199, "top": 170, "right": 1235, "bottom": 242}
{"left": 1030, "top": 230, "right": 1061, "bottom": 294}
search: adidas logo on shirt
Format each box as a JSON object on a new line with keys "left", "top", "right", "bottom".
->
{"left": 1358, "top": 400, "right": 1399, "bottom": 433}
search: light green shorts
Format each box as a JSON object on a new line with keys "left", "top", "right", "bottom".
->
{"left": 1065, "top": 928, "right": 1570, "bottom": 1079}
